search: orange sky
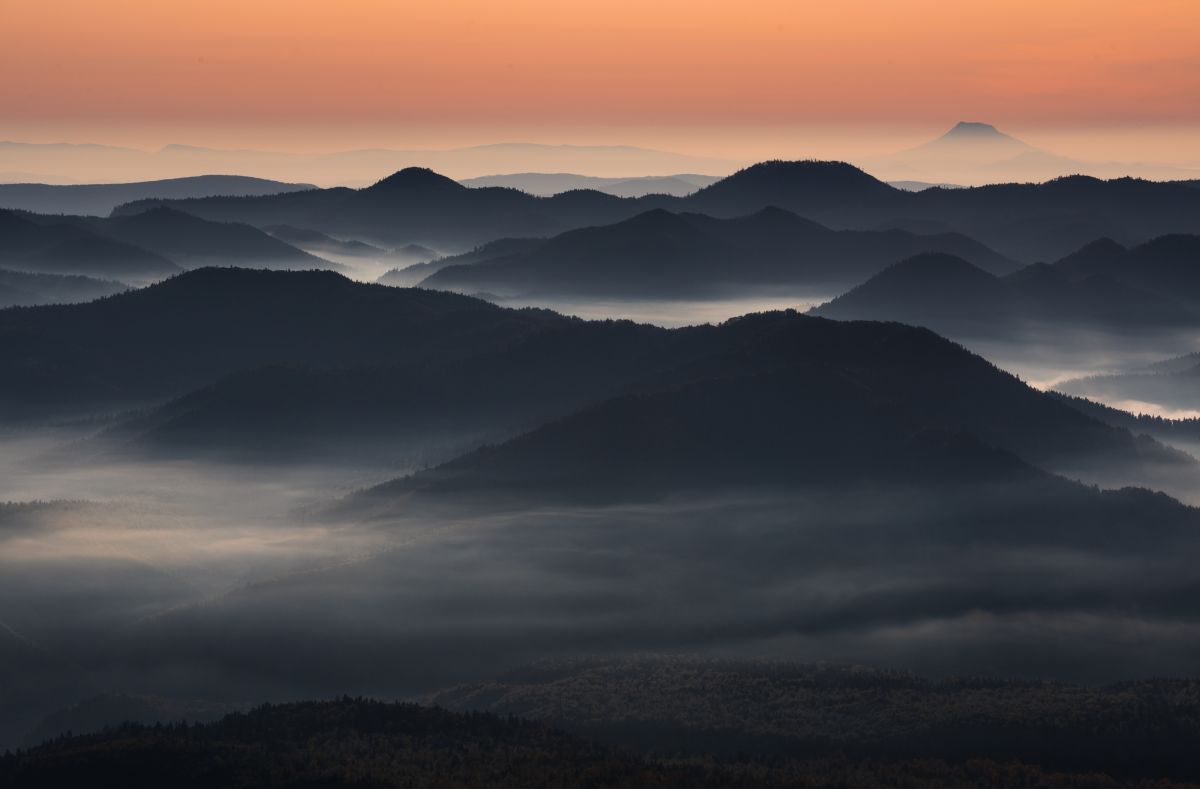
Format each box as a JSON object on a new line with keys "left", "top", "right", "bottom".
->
{"left": 4, "top": 0, "right": 1200, "bottom": 157}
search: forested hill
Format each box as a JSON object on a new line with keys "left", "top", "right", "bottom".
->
{"left": 5, "top": 696, "right": 1196, "bottom": 788}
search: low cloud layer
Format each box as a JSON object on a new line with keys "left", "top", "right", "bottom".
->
{"left": 5, "top": 424, "right": 1200, "bottom": 749}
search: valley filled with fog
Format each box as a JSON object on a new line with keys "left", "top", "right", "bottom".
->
{"left": 6, "top": 142, "right": 1200, "bottom": 785}
{"left": 8, "top": 418, "right": 1200, "bottom": 753}
{"left": 10, "top": 0, "right": 1200, "bottom": 781}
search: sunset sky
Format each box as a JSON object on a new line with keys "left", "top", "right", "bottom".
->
{"left": 4, "top": 0, "right": 1200, "bottom": 162}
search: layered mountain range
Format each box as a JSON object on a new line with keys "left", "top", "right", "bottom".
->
{"left": 110, "top": 159, "right": 1200, "bottom": 265}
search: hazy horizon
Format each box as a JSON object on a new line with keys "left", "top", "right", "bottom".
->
{"left": 4, "top": 122, "right": 1199, "bottom": 187}
{"left": 9, "top": 2, "right": 1200, "bottom": 782}
{"left": 5, "top": 1, "right": 1200, "bottom": 183}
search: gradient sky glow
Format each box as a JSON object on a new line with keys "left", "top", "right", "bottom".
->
{"left": 4, "top": 0, "right": 1200, "bottom": 159}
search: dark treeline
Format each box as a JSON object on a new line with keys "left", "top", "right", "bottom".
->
{"left": 4, "top": 696, "right": 1196, "bottom": 788}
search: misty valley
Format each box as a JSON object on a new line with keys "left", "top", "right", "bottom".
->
{"left": 7, "top": 133, "right": 1200, "bottom": 786}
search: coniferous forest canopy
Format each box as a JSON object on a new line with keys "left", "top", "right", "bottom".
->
{"left": 5, "top": 1, "right": 1200, "bottom": 785}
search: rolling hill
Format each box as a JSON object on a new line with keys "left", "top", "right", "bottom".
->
{"left": 420, "top": 207, "right": 1016, "bottom": 297}
{"left": 0, "top": 267, "right": 567, "bottom": 418}
{"left": 812, "top": 236, "right": 1200, "bottom": 333}
{"left": 1, "top": 270, "right": 1167, "bottom": 500}
{"left": 0, "top": 209, "right": 179, "bottom": 281}
{"left": 339, "top": 310, "right": 1186, "bottom": 511}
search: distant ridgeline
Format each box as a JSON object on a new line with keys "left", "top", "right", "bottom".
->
{"left": 107, "top": 161, "right": 1200, "bottom": 264}
{"left": 5, "top": 159, "right": 1200, "bottom": 304}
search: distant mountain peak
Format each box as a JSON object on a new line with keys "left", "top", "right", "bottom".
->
{"left": 593, "top": 207, "right": 694, "bottom": 235}
{"left": 366, "top": 167, "right": 464, "bottom": 193}
{"left": 119, "top": 205, "right": 202, "bottom": 224}
{"left": 923, "top": 122, "right": 1029, "bottom": 151}
{"left": 944, "top": 121, "right": 1006, "bottom": 138}
{"left": 694, "top": 160, "right": 894, "bottom": 200}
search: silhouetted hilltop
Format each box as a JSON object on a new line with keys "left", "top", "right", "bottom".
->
{"left": 1115, "top": 234, "right": 1200, "bottom": 299}
{"left": 0, "top": 267, "right": 566, "bottom": 418}
{"left": 684, "top": 160, "right": 900, "bottom": 220}
{"left": 1052, "top": 237, "right": 1128, "bottom": 278}
{"left": 422, "top": 207, "right": 1015, "bottom": 297}
{"left": 814, "top": 253, "right": 1010, "bottom": 324}
{"left": 422, "top": 208, "right": 733, "bottom": 296}
{"left": 320, "top": 166, "right": 572, "bottom": 245}
{"left": 369, "top": 370, "right": 1037, "bottom": 506}
{"left": 86, "top": 290, "right": 1181, "bottom": 480}
{"left": 1041, "top": 234, "right": 1200, "bottom": 312}
{"left": 364, "top": 166, "right": 465, "bottom": 195}
{"left": 814, "top": 239, "right": 1200, "bottom": 332}
{"left": 348, "top": 311, "right": 1182, "bottom": 509}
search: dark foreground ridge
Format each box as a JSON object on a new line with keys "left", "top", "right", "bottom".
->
{"left": 6, "top": 693, "right": 1199, "bottom": 788}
